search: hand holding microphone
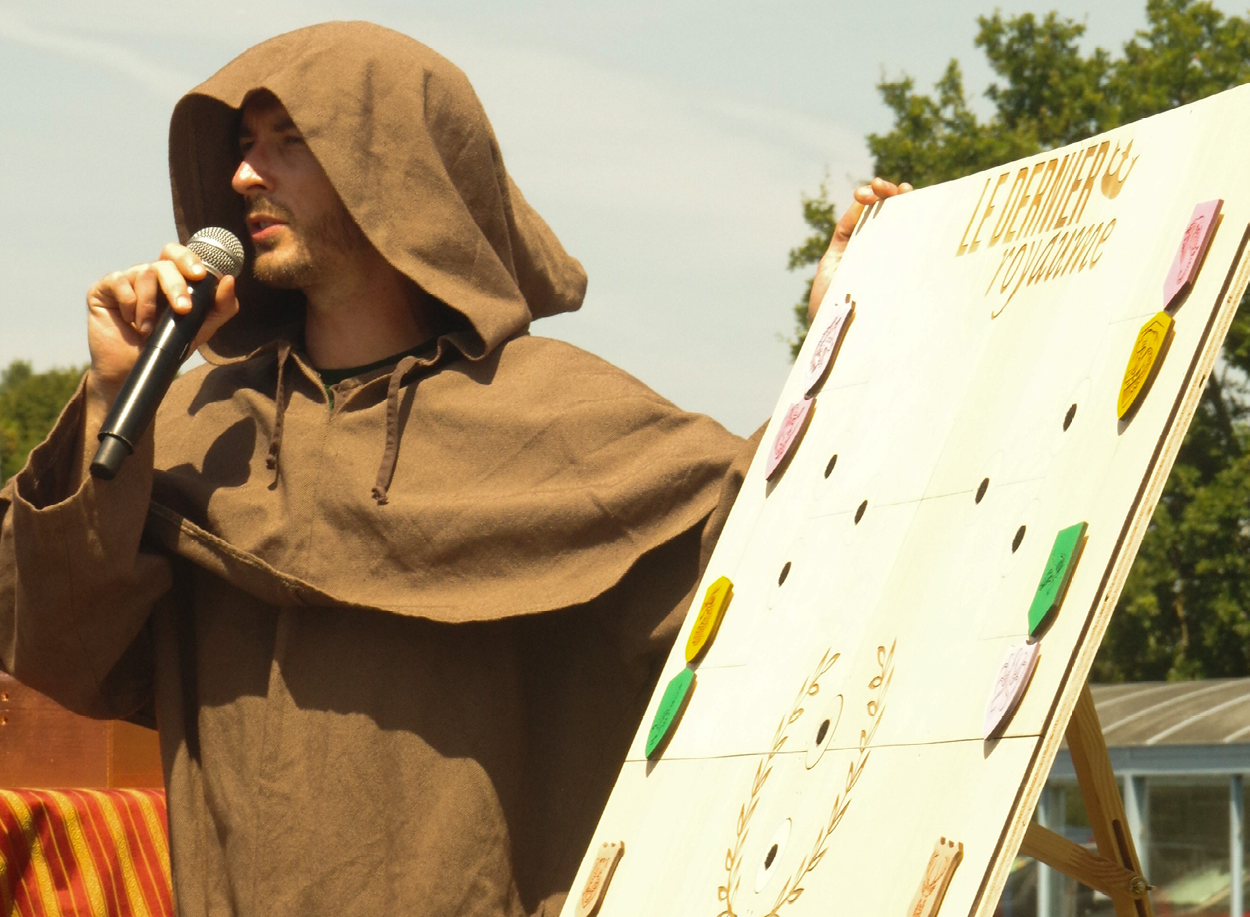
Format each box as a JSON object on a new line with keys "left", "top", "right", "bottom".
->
{"left": 85, "top": 229, "right": 245, "bottom": 479}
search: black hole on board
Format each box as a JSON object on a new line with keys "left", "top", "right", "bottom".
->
{"left": 824, "top": 454, "right": 838, "bottom": 478}
{"left": 1064, "top": 403, "right": 1078, "bottom": 431}
{"left": 778, "top": 562, "right": 791, "bottom": 586}
{"left": 976, "top": 478, "right": 989, "bottom": 504}
{"left": 765, "top": 844, "right": 778, "bottom": 869}
{"left": 855, "top": 500, "right": 867, "bottom": 524}
{"left": 1012, "top": 525, "right": 1027, "bottom": 553}
{"left": 816, "top": 719, "right": 830, "bottom": 745}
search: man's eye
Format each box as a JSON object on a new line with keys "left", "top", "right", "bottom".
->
{"left": 283, "top": 134, "right": 305, "bottom": 146}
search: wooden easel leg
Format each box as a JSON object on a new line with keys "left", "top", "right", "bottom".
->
{"left": 1066, "top": 683, "right": 1154, "bottom": 917}
{"left": 1019, "top": 682, "right": 1154, "bottom": 917}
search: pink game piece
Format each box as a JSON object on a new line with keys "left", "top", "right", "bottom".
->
{"left": 983, "top": 642, "right": 1040, "bottom": 740}
{"left": 804, "top": 298, "right": 855, "bottom": 395}
{"left": 1163, "top": 200, "right": 1222, "bottom": 309}
{"left": 765, "top": 398, "right": 814, "bottom": 480}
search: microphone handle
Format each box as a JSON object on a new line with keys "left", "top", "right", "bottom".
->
{"left": 89, "top": 272, "right": 221, "bottom": 480}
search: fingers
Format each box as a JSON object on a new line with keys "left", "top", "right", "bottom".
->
{"left": 159, "top": 242, "right": 208, "bottom": 285}
{"left": 859, "top": 176, "right": 915, "bottom": 205}
{"left": 86, "top": 244, "right": 212, "bottom": 336}
{"left": 813, "top": 175, "right": 916, "bottom": 308}
{"left": 132, "top": 266, "right": 160, "bottom": 333}
{"left": 152, "top": 259, "right": 193, "bottom": 317}
{"left": 831, "top": 176, "right": 915, "bottom": 251}
{"left": 91, "top": 264, "right": 168, "bottom": 335}
{"left": 85, "top": 243, "right": 232, "bottom": 397}
{"left": 88, "top": 271, "right": 139, "bottom": 326}
{"left": 837, "top": 177, "right": 903, "bottom": 241}
{"left": 148, "top": 243, "right": 208, "bottom": 323}
{"left": 869, "top": 177, "right": 899, "bottom": 199}
{"left": 866, "top": 177, "right": 914, "bottom": 200}
{"left": 830, "top": 192, "right": 870, "bottom": 254}
{"left": 85, "top": 240, "right": 237, "bottom": 382}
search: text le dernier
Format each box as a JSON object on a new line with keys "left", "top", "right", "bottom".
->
{"left": 957, "top": 138, "right": 1138, "bottom": 317}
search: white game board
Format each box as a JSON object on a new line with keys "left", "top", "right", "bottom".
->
{"left": 562, "top": 84, "right": 1250, "bottom": 917}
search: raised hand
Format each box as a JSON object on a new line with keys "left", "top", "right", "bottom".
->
{"left": 809, "top": 177, "right": 913, "bottom": 320}
{"left": 81, "top": 243, "right": 239, "bottom": 469}
{"left": 85, "top": 243, "right": 239, "bottom": 404}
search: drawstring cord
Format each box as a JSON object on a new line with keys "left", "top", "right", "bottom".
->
{"left": 267, "top": 341, "right": 292, "bottom": 485}
{"left": 372, "top": 355, "right": 421, "bottom": 505}
{"left": 263, "top": 341, "right": 425, "bottom": 503}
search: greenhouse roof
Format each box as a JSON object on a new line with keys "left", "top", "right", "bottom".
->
{"left": 1092, "top": 679, "right": 1250, "bottom": 747}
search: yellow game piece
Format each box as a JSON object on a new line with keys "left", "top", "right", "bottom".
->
{"left": 685, "top": 576, "right": 733, "bottom": 663}
{"left": 1117, "top": 311, "right": 1173, "bottom": 419}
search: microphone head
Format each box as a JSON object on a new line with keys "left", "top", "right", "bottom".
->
{"left": 187, "top": 227, "right": 245, "bottom": 279}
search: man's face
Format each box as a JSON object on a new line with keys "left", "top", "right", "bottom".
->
{"left": 232, "top": 92, "right": 365, "bottom": 289}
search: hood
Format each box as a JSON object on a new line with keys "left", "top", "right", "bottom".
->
{"left": 168, "top": 20, "right": 588, "bottom": 364}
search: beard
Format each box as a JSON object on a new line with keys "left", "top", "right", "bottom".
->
{"left": 248, "top": 197, "right": 368, "bottom": 289}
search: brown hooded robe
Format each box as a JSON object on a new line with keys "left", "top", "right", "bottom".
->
{"left": 0, "top": 21, "right": 757, "bottom": 917}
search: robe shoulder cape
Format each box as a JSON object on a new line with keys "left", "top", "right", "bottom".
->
{"left": 147, "top": 333, "right": 744, "bottom": 624}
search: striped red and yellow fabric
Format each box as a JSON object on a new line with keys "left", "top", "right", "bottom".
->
{"left": 0, "top": 789, "right": 171, "bottom": 917}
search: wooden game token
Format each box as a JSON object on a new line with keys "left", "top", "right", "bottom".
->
{"left": 574, "top": 841, "right": 625, "bottom": 917}
{"left": 1027, "top": 522, "right": 1088, "bottom": 636}
{"left": 803, "top": 297, "right": 854, "bottom": 395}
{"left": 1117, "top": 312, "right": 1173, "bottom": 419}
{"left": 765, "top": 398, "right": 814, "bottom": 480}
{"left": 907, "top": 837, "right": 964, "bottom": 917}
{"left": 1163, "top": 199, "right": 1222, "bottom": 309}
{"left": 685, "top": 576, "right": 733, "bottom": 663}
{"left": 983, "top": 642, "right": 1040, "bottom": 739}
{"left": 646, "top": 668, "right": 695, "bottom": 758}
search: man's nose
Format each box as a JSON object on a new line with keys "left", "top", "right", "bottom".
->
{"left": 231, "top": 157, "right": 269, "bottom": 195}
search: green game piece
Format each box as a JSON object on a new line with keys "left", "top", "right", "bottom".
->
{"left": 646, "top": 668, "right": 696, "bottom": 758}
{"left": 1027, "top": 522, "right": 1088, "bottom": 636}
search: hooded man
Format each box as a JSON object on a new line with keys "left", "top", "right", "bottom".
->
{"left": 0, "top": 21, "right": 906, "bottom": 917}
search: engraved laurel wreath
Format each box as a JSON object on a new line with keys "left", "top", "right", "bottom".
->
{"left": 716, "top": 640, "right": 896, "bottom": 917}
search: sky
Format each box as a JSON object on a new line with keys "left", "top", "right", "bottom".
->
{"left": 0, "top": 0, "right": 1242, "bottom": 434}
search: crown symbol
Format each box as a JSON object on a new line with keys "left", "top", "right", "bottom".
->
{"left": 1101, "top": 139, "right": 1138, "bottom": 200}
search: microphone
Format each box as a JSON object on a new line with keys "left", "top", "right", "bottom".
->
{"left": 90, "top": 227, "right": 245, "bottom": 480}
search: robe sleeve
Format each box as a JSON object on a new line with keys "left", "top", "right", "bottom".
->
{"left": 0, "top": 381, "right": 171, "bottom": 719}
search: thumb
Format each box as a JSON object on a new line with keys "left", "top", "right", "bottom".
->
{"left": 190, "top": 275, "right": 239, "bottom": 353}
{"left": 830, "top": 201, "right": 865, "bottom": 253}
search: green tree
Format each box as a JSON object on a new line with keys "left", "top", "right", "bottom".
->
{"left": 785, "top": 178, "right": 839, "bottom": 358}
{"left": 0, "top": 361, "right": 86, "bottom": 482}
{"left": 788, "top": 0, "right": 1250, "bottom": 680}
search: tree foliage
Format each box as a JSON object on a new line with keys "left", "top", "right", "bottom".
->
{"left": 788, "top": 0, "right": 1250, "bottom": 680}
{"left": 786, "top": 178, "right": 839, "bottom": 358}
{"left": 0, "top": 361, "right": 85, "bottom": 483}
